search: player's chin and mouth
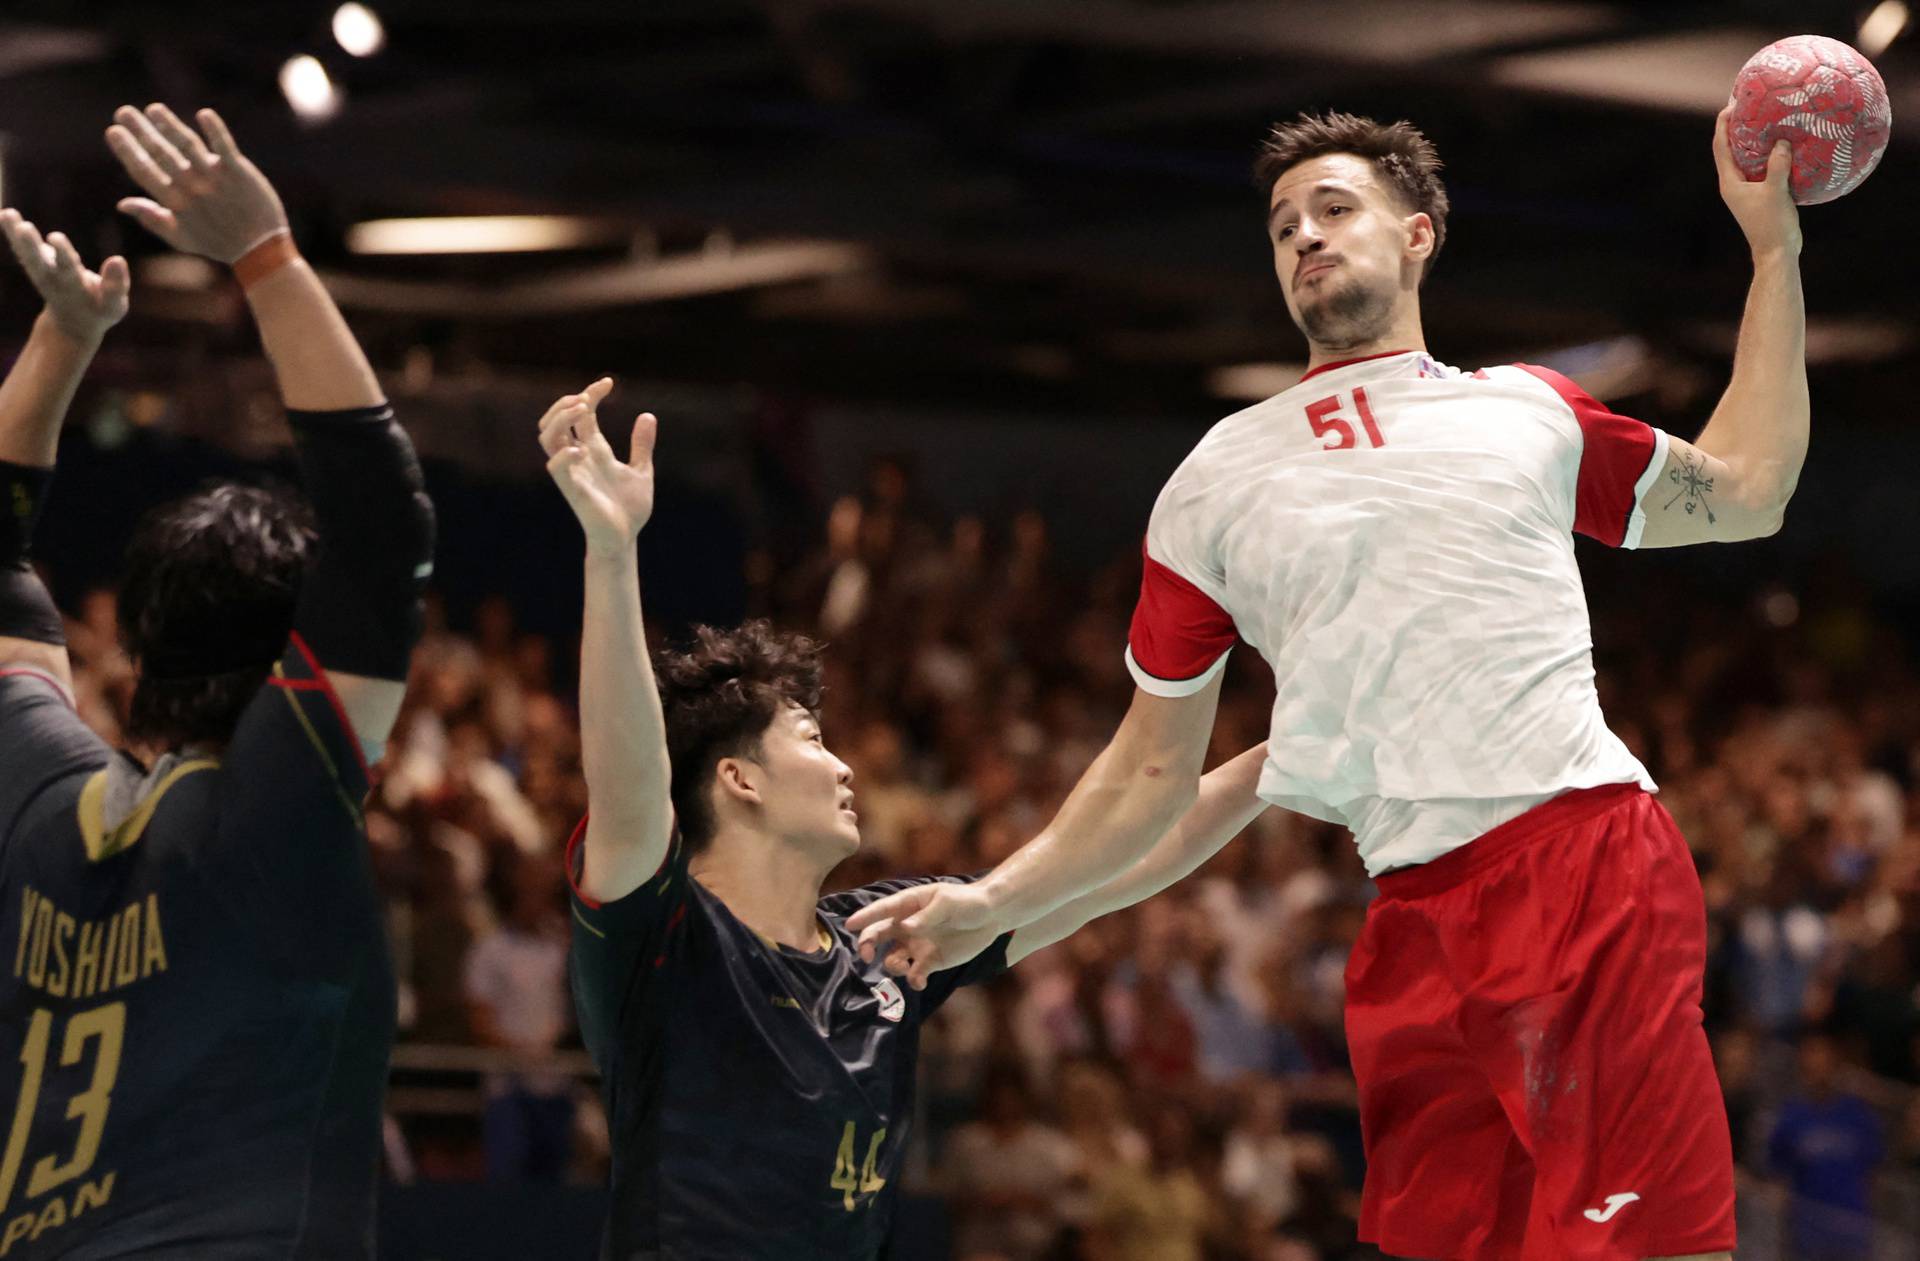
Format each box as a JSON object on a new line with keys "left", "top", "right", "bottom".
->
{"left": 835, "top": 802, "right": 861, "bottom": 849}
{"left": 1295, "top": 260, "right": 1338, "bottom": 290}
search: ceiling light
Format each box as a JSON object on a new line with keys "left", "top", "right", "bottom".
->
{"left": 346, "top": 215, "right": 625, "bottom": 254}
{"left": 333, "top": 4, "right": 386, "bottom": 58}
{"left": 279, "top": 55, "right": 340, "bottom": 122}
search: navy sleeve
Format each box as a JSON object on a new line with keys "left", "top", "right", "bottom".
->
{"left": 566, "top": 817, "right": 693, "bottom": 1072}
{"left": 207, "top": 632, "right": 377, "bottom": 978}
{"left": 820, "top": 875, "right": 1013, "bottom": 1015}
{"left": 0, "top": 668, "right": 109, "bottom": 840}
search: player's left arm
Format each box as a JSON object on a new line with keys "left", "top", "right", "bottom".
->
{"left": 1638, "top": 108, "right": 1805, "bottom": 550}
{"left": 0, "top": 211, "right": 131, "bottom": 692}
{"left": 1003, "top": 743, "right": 1269, "bottom": 966}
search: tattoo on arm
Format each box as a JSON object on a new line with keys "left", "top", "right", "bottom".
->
{"left": 1664, "top": 452, "right": 1716, "bottom": 525}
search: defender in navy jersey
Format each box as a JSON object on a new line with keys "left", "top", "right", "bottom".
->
{"left": 0, "top": 106, "right": 431, "bottom": 1258}
{"left": 535, "top": 379, "right": 1271, "bottom": 1260}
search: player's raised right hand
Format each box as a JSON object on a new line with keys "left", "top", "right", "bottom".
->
{"left": 105, "top": 105, "right": 290, "bottom": 264}
{"left": 538, "top": 378, "right": 658, "bottom": 555}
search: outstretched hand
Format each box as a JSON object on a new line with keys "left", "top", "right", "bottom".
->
{"left": 105, "top": 104, "right": 289, "bottom": 264}
{"left": 846, "top": 880, "right": 998, "bottom": 991}
{"left": 1713, "top": 105, "right": 1801, "bottom": 260}
{"left": 1, "top": 210, "right": 129, "bottom": 343}
{"left": 537, "top": 378, "right": 658, "bottom": 554}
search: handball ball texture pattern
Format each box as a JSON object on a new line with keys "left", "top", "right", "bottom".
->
{"left": 1730, "top": 34, "right": 1891, "bottom": 205}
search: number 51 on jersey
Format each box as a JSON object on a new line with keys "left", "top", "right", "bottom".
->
{"left": 1305, "top": 386, "right": 1385, "bottom": 450}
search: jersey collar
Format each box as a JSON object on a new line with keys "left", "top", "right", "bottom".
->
{"left": 1299, "top": 349, "right": 1420, "bottom": 382}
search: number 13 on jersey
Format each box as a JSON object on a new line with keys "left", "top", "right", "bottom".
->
{"left": 1305, "top": 386, "right": 1385, "bottom": 450}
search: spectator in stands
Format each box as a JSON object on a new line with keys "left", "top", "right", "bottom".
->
{"left": 941, "top": 1068, "right": 1077, "bottom": 1261}
{"left": 464, "top": 850, "right": 575, "bottom": 1181}
{"left": 1767, "top": 1030, "right": 1886, "bottom": 1260}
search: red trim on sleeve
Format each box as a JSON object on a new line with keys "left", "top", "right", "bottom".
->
{"left": 287, "top": 631, "right": 373, "bottom": 786}
{"left": 1300, "top": 349, "right": 1416, "bottom": 383}
{"left": 651, "top": 905, "right": 688, "bottom": 968}
{"left": 564, "top": 814, "right": 601, "bottom": 909}
{"left": 0, "top": 666, "right": 74, "bottom": 709}
{"left": 1513, "top": 364, "right": 1657, "bottom": 548}
{"left": 1128, "top": 542, "right": 1238, "bottom": 684}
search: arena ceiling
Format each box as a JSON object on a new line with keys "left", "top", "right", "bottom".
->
{"left": 0, "top": 0, "right": 1914, "bottom": 427}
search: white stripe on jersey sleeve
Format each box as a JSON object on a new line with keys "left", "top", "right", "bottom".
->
{"left": 1619, "top": 427, "right": 1671, "bottom": 551}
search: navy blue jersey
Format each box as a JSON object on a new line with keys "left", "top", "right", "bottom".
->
{"left": 568, "top": 822, "right": 1011, "bottom": 1261}
{"left": 0, "top": 636, "right": 390, "bottom": 1260}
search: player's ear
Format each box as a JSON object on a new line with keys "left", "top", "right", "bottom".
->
{"left": 714, "top": 757, "right": 763, "bottom": 808}
{"left": 1404, "top": 211, "right": 1435, "bottom": 265}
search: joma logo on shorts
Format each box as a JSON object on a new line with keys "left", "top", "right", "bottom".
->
{"left": 1583, "top": 1192, "right": 1640, "bottom": 1222}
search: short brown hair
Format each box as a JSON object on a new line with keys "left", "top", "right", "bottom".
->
{"left": 1253, "top": 111, "right": 1449, "bottom": 281}
{"left": 655, "top": 620, "right": 825, "bottom": 852}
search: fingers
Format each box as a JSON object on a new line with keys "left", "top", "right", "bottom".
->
{"left": 573, "top": 396, "right": 606, "bottom": 447}
{"left": 536, "top": 380, "right": 615, "bottom": 455}
{"left": 855, "top": 918, "right": 895, "bottom": 963}
{"left": 98, "top": 256, "right": 131, "bottom": 302}
{"left": 145, "top": 103, "right": 215, "bottom": 169}
{"left": 115, "top": 198, "right": 178, "bottom": 241}
{"left": 545, "top": 445, "right": 590, "bottom": 489}
{"left": 1711, "top": 105, "right": 1733, "bottom": 166}
{"left": 196, "top": 109, "right": 241, "bottom": 162}
{"left": 105, "top": 125, "right": 176, "bottom": 201}
{"left": 46, "top": 231, "right": 85, "bottom": 278}
{"left": 116, "top": 105, "right": 190, "bottom": 176}
{"left": 1766, "top": 139, "right": 1793, "bottom": 186}
{"left": 629, "top": 413, "right": 659, "bottom": 469}
{"left": 1, "top": 211, "right": 55, "bottom": 280}
{"left": 846, "top": 887, "right": 931, "bottom": 935}
{"left": 537, "top": 401, "right": 580, "bottom": 457}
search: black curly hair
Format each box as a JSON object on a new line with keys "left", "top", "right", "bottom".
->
{"left": 654, "top": 620, "right": 825, "bottom": 852}
{"left": 1253, "top": 110, "right": 1450, "bottom": 282}
{"left": 119, "top": 482, "right": 317, "bottom": 749}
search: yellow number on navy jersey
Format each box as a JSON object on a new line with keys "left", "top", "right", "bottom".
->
{"left": 0, "top": 1002, "right": 126, "bottom": 1212}
{"left": 830, "top": 1121, "right": 888, "bottom": 1211}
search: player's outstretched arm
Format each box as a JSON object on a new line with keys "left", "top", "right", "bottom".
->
{"left": 106, "top": 104, "right": 433, "bottom": 749}
{"left": 1639, "top": 108, "right": 1806, "bottom": 549}
{"left": 537, "top": 380, "right": 674, "bottom": 903}
{"left": 0, "top": 212, "right": 130, "bottom": 688}
{"left": 1002, "top": 742, "right": 1269, "bottom": 966}
{"left": 851, "top": 672, "right": 1223, "bottom": 988}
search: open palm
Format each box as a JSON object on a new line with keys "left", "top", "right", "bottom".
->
{"left": 536, "top": 378, "right": 657, "bottom": 553}
{"left": 0, "top": 210, "right": 130, "bottom": 343}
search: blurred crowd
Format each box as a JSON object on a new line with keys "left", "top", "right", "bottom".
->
{"left": 49, "top": 455, "right": 1920, "bottom": 1260}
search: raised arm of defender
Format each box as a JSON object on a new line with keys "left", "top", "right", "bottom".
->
{"left": 1636, "top": 108, "right": 1806, "bottom": 549}
{"left": 106, "top": 104, "right": 433, "bottom": 750}
{"left": 536, "top": 379, "right": 675, "bottom": 903}
{"left": 0, "top": 214, "right": 130, "bottom": 690}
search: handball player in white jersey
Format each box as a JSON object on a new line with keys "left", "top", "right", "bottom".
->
{"left": 852, "top": 108, "right": 1809, "bottom": 1260}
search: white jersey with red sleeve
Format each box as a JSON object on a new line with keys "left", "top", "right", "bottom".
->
{"left": 1126, "top": 349, "right": 1662, "bottom": 875}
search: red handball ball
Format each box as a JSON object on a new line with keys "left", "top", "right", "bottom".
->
{"left": 1729, "top": 34, "right": 1891, "bottom": 205}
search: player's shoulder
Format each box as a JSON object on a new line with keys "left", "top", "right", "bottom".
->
{"left": 816, "top": 872, "right": 974, "bottom": 920}
{"left": 1473, "top": 362, "right": 1590, "bottom": 408}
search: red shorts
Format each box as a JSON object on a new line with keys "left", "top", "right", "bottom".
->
{"left": 1345, "top": 783, "right": 1735, "bottom": 1260}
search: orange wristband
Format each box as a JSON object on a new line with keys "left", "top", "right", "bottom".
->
{"left": 232, "top": 231, "right": 299, "bottom": 290}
